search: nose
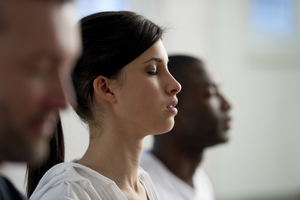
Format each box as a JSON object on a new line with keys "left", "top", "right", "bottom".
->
{"left": 220, "top": 94, "right": 231, "bottom": 111}
{"left": 166, "top": 73, "right": 182, "bottom": 95}
{"left": 45, "top": 74, "right": 72, "bottom": 110}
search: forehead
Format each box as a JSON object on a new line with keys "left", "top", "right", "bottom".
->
{"left": 132, "top": 40, "right": 168, "bottom": 64}
{"left": 0, "top": 0, "right": 80, "bottom": 63}
{"left": 183, "top": 62, "right": 219, "bottom": 87}
{"left": 1, "top": 1, "right": 59, "bottom": 34}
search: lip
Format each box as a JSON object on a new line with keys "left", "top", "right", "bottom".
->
{"left": 166, "top": 98, "right": 178, "bottom": 115}
{"left": 30, "top": 119, "right": 54, "bottom": 137}
{"left": 224, "top": 117, "right": 232, "bottom": 130}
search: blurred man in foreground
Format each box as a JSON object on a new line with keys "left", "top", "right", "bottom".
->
{"left": 141, "top": 55, "right": 232, "bottom": 200}
{"left": 0, "top": 0, "right": 81, "bottom": 199}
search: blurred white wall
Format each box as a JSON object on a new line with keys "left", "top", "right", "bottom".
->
{"left": 1, "top": 1, "right": 300, "bottom": 199}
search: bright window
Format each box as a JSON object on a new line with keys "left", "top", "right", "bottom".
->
{"left": 247, "top": 0, "right": 300, "bottom": 56}
{"left": 76, "top": 0, "right": 127, "bottom": 19}
{"left": 250, "top": 0, "right": 295, "bottom": 36}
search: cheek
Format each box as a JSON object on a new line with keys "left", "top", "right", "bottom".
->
{"left": 124, "top": 77, "right": 161, "bottom": 104}
{"left": 140, "top": 84, "right": 164, "bottom": 119}
{"left": 7, "top": 77, "right": 46, "bottom": 120}
{"left": 120, "top": 78, "right": 164, "bottom": 121}
{"left": 205, "top": 98, "right": 222, "bottom": 117}
{"left": 186, "top": 98, "right": 220, "bottom": 124}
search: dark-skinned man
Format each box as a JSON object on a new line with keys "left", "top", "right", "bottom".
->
{"left": 141, "top": 55, "right": 232, "bottom": 200}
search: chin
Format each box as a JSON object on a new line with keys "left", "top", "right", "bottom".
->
{"left": 27, "top": 142, "right": 49, "bottom": 166}
{"left": 160, "top": 124, "right": 175, "bottom": 135}
{"left": 148, "top": 117, "right": 175, "bottom": 135}
{"left": 220, "top": 133, "right": 230, "bottom": 143}
{"left": 211, "top": 136, "right": 229, "bottom": 146}
{"left": 150, "top": 124, "right": 174, "bottom": 136}
{"left": 166, "top": 118, "right": 175, "bottom": 129}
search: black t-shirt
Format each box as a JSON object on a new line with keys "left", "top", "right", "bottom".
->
{"left": 0, "top": 175, "right": 27, "bottom": 200}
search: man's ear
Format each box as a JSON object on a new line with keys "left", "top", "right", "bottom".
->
{"left": 93, "top": 76, "right": 117, "bottom": 104}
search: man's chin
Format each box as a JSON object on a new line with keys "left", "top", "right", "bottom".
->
{"left": 28, "top": 120, "right": 55, "bottom": 138}
{"left": 26, "top": 142, "right": 50, "bottom": 166}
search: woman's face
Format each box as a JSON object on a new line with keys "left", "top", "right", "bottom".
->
{"left": 112, "top": 40, "right": 181, "bottom": 137}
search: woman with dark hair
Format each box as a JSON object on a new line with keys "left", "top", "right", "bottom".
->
{"left": 28, "top": 11, "right": 181, "bottom": 200}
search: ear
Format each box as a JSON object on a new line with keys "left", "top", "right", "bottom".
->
{"left": 93, "top": 76, "right": 117, "bottom": 104}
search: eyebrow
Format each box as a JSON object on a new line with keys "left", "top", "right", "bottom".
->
{"left": 206, "top": 83, "right": 218, "bottom": 88}
{"left": 142, "top": 57, "right": 163, "bottom": 64}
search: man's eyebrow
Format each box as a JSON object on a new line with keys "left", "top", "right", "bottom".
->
{"left": 206, "top": 83, "right": 218, "bottom": 88}
{"left": 142, "top": 57, "right": 163, "bottom": 64}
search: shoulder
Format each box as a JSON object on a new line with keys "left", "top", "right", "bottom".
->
{"left": 140, "top": 151, "right": 160, "bottom": 170}
{"left": 195, "top": 168, "right": 213, "bottom": 183}
{"left": 137, "top": 167, "right": 160, "bottom": 200}
{"left": 30, "top": 162, "right": 101, "bottom": 200}
{"left": 0, "top": 176, "right": 28, "bottom": 200}
{"left": 140, "top": 151, "right": 171, "bottom": 181}
{"left": 137, "top": 166, "right": 151, "bottom": 180}
{"left": 194, "top": 168, "right": 215, "bottom": 199}
{"left": 31, "top": 181, "right": 96, "bottom": 200}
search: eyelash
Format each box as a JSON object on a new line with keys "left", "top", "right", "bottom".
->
{"left": 205, "top": 90, "right": 218, "bottom": 97}
{"left": 148, "top": 71, "right": 158, "bottom": 75}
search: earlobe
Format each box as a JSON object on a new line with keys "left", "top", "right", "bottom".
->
{"left": 93, "top": 76, "right": 117, "bottom": 104}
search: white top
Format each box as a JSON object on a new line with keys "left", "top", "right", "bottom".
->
{"left": 140, "top": 151, "right": 215, "bottom": 200}
{"left": 30, "top": 160, "right": 159, "bottom": 200}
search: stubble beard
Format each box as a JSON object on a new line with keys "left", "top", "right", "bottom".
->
{"left": 0, "top": 99, "right": 50, "bottom": 164}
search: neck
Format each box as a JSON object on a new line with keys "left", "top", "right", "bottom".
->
{"left": 78, "top": 125, "right": 144, "bottom": 191}
{"left": 152, "top": 139, "right": 204, "bottom": 187}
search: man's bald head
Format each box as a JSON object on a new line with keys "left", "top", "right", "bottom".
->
{"left": 154, "top": 55, "right": 231, "bottom": 156}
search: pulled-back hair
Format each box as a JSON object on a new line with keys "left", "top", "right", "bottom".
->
{"left": 26, "top": 11, "right": 164, "bottom": 197}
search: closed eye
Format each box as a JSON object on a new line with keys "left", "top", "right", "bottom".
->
{"left": 206, "top": 86, "right": 218, "bottom": 97}
{"left": 146, "top": 65, "right": 158, "bottom": 75}
{"left": 148, "top": 71, "right": 158, "bottom": 75}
